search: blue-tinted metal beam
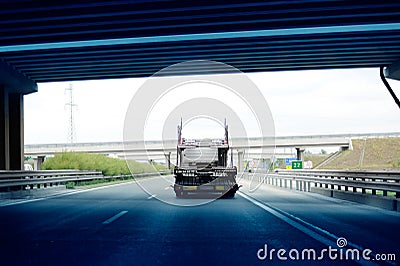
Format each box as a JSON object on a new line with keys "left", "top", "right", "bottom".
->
{"left": 29, "top": 59, "right": 388, "bottom": 81}
{"left": 384, "top": 59, "right": 400, "bottom": 81}
{"left": 0, "top": 60, "right": 37, "bottom": 94}
{"left": 5, "top": 33, "right": 400, "bottom": 60}
{"left": 9, "top": 45, "right": 400, "bottom": 66}
{"left": 2, "top": 23, "right": 400, "bottom": 53}
{"left": 20, "top": 54, "right": 396, "bottom": 74}
{"left": 14, "top": 48, "right": 400, "bottom": 70}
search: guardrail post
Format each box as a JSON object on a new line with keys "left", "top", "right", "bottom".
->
{"left": 36, "top": 176, "right": 41, "bottom": 189}
{"left": 361, "top": 178, "right": 366, "bottom": 194}
{"left": 371, "top": 178, "right": 376, "bottom": 195}
{"left": 396, "top": 180, "right": 400, "bottom": 198}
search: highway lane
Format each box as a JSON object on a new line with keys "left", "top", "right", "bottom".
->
{"left": 0, "top": 176, "right": 398, "bottom": 265}
{"left": 238, "top": 177, "right": 400, "bottom": 258}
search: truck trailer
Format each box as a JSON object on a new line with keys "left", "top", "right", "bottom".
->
{"left": 173, "top": 120, "right": 239, "bottom": 198}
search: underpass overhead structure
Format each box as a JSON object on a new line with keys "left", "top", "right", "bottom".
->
{"left": 2, "top": 0, "right": 400, "bottom": 169}
{"left": 2, "top": 1, "right": 400, "bottom": 81}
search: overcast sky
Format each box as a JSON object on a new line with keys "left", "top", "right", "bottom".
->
{"left": 24, "top": 67, "right": 400, "bottom": 144}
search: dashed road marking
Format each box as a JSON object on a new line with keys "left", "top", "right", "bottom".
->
{"left": 238, "top": 191, "right": 379, "bottom": 266}
{"left": 102, "top": 211, "right": 128, "bottom": 225}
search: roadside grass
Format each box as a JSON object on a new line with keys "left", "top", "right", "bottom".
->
{"left": 43, "top": 152, "right": 168, "bottom": 189}
{"left": 42, "top": 152, "right": 167, "bottom": 176}
{"left": 364, "top": 189, "right": 396, "bottom": 197}
{"left": 321, "top": 137, "right": 400, "bottom": 170}
{"left": 304, "top": 154, "right": 330, "bottom": 167}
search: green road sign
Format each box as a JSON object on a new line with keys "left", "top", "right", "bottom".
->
{"left": 292, "top": 160, "right": 303, "bottom": 169}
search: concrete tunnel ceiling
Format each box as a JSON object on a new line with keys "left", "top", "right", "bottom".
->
{"left": 1, "top": 0, "right": 400, "bottom": 90}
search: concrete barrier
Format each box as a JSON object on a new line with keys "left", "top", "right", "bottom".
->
{"left": 311, "top": 187, "right": 398, "bottom": 211}
{"left": 0, "top": 185, "right": 67, "bottom": 199}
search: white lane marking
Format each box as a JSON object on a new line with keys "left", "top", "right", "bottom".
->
{"left": 164, "top": 186, "right": 172, "bottom": 190}
{"left": 147, "top": 194, "right": 157, "bottom": 199}
{"left": 102, "top": 211, "right": 128, "bottom": 225}
{"left": 238, "top": 191, "right": 378, "bottom": 266}
{"left": 0, "top": 197, "right": 46, "bottom": 207}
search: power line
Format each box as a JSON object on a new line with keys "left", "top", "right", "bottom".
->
{"left": 65, "top": 83, "right": 77, "bottom": 143}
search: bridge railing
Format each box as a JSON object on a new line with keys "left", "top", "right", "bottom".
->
{"left": 0, "top": 170, "right": 171, "bottom": 192}
{"left": 241, "top": 169, "right": 400, "bottom": 199}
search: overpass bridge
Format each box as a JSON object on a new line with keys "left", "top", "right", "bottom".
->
{"left": 25, "top": 134, "right": 352, "bottom": 155}
{"left": 24, "top": 134, "right": 352, "bottom": 169}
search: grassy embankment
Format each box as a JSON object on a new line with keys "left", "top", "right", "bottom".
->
{"left": 42, "top": 152, "right": 167, "bottom": 188}
{"left": 303, "top": 137, "right": 400, "bottom": 170}
{"left": 304, "top": 154, "right": 330, "bottom": 168}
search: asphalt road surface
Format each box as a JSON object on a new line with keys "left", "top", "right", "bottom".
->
{"left": 0, "top": 176, "right": 398, "bottom": 265}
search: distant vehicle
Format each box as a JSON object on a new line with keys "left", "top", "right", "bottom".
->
{"left": 24, "top": 164, "right": 34, "bottom": 171}
{"left": 173, "top": 120, "right": 240, "bottom": 198}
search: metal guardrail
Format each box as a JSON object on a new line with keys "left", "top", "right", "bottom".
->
{"left": 0, "top": 170, "right": 171, "bottom": 191}
{"left": 243, "top": 169, "right": 400, "bottom": 198}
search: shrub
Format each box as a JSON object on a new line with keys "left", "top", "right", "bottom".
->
{"left": 65, "top": 182, "right": 75, "bottom": 189}
{"left": 42, "top": 152, "right": 167, "bottom": 176}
